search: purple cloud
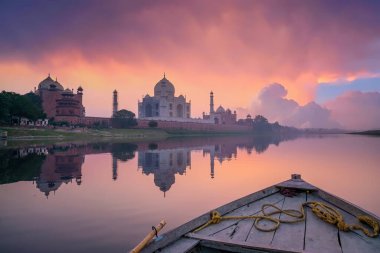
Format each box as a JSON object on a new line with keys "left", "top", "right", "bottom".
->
{"left": 325, "top": 91, "right": 380, "bottom": 130}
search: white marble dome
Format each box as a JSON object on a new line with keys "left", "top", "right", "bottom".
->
{"left": 154, "top": 76, "right": 175, "bottom": 97}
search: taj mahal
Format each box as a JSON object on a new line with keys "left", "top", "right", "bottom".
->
{"left": 138, "top": 74, "right": 237, "bottom": 125}
{"left": 138, "top": 74, "right": 191, "bottom": 119}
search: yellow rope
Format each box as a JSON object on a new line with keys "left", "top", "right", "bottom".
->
{"left": 193, "top": 201, "right": 379, "bottom": 238}
{"left": 305, "top": 201, "right": 379, "bottom": 238}
{"left": 193, "top": 203, "right": 305, "bottom": 233}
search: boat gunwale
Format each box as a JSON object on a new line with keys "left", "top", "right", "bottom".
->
{"left": 316, "top": 188, "right": 380, "bottom": 224}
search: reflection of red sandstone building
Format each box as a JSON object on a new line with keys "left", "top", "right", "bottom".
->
{"left": 35, "top": 147, "right": 84, "bottom": 197}
{"left": 36, "top": 74, "right": 85, "bottom": 124}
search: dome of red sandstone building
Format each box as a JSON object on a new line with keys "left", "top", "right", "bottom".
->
{"left": 62, "top": 88, "right": 74, "bottom": 96}
{"left": 38, "top": 75, "right": 64, "bottom": 91}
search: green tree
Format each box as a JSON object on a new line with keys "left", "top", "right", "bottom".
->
{"left": 0, "top": 92, "right": 11, "bottom": 124}
{"left": 0, "top": 91, "right": 45, "bottom": 124}
{"left": 111, "top": 109, "right": 137, "bottom": 128}
{"left": 113, "top": 109, "right": 135, "bottom": 119}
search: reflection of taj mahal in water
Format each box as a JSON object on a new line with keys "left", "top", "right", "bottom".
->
{"left": 138, "top": 148, "right": 191, "bottom": 195}
{"left": 137, "top": 143, "right": 238, "bottom": 195}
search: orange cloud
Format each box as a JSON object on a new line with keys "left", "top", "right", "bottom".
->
{"left": 1, "top": 1, "right": 380, "bottom": 117}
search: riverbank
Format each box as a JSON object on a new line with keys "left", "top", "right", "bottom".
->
{"left": 0, "top": 126, "right": 169, "bottom": 142}
{"left": 0, "top": 126, "right": 256, "bottom": 149}
{"left": 0, "top": 126, "right": 253, "bottom": 145}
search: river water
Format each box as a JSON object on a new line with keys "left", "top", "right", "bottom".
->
{"left": 0, "top": 134, "right": 379, "bottom": 252}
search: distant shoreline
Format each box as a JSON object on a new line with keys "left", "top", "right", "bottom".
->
{"left": 348, "top": 130, "right": 380, "bottom": 136}
{"left": 2, "top": 126, "right": 379, "bottom": 148}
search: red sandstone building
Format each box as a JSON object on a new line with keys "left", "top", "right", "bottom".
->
{"left": 35, "top": 75, "right": 110, "bottom": 126}
{"left": 35, "top": 74, "right": 85, "bottom": 124}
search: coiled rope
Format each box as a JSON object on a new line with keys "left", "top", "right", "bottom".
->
{"left": 194, "top": 203, "right": 305, "bottom": 233}
{"left": 193, "top": 201, "right": 379, "bottom": 238}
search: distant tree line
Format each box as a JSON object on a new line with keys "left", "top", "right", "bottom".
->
{"left": 0, "top": 91, "right": 45, "bottom": 125}
{"left": 238, "top": 114, "right": 299, "bottom": 135}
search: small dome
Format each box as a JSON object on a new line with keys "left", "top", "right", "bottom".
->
{"left": 38, "top": 75, "right": 64, "bottom": 91}
{"left": 77, "top": 86, "right": 83, "bottom": 91}
{"left": 154, "top": 76, "right": 175, "bottom": 97}
{"left": 62, "top": 88, "right": 74, "bottom": 96}
{"left": 216, "top": 106, "right": 225, "bottom": 113}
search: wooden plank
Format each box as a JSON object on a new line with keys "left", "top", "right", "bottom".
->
{"left": 211, "top": 194, "right": 285, "bottom": 242}
{"left": 270, "top": 193, "right": 306, "bottom": 252}
{"left": 245, "top": 198, "right": 285, "bottom": 246}
{"left": 159, "top": 238, "right": 199, "bottom": 253}
{"left": 320, "top": 201, "right": 380, "bottom": 253}
{"left": 140, "top": 185, "right": 279, "bottom": 253}
{"left": 317, "top": 189, "right": 380, "bottom": 224}
{"left": 210, "top": 224, "right": 239, "bottom": 241}
{"left": 304, "top": 192, "right": 342, "bottom": 253}
{"left": 224, "top": 218, "right": 255, "bottom": 242}
{"left": 198, "top": 192, "right": 284, "bottom": 237}
{"left": 187, "top": 232, "right": 302, "bottom": 253}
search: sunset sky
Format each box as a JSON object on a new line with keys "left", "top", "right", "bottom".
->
{"left": 1, "top": 0, "right": 380, "bottom": 130}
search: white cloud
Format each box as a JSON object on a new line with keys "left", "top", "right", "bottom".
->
{"left": 284, "top": 102, "right": 339, "bottom": 129}
{"left": 237, "top": 83, "right": 341, "bottom": 129}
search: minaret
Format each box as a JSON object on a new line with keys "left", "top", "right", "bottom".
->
{"left": 210, "top": 91, "right": 214, "bottom": 114}
{"left": 210, "top": 148, "right": 215, "bottom": 179}
{"left": 113, "top": 90, "right": 118, "bottom": 116}
{"left": 112, "top": 156, "right": 118, "bottom": 181}
{"left": 77, "top": 86, "right": 83, "bottom": 103}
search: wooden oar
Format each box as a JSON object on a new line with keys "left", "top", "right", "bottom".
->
{"left": 130, "top": 220, "right": 166, "bottom": 253}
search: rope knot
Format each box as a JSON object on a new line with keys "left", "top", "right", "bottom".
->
{"left": 210, "top": 210, "right": 222, "bottom": 224}
{"left": 337, "top": 220, "right": 350, "bottom": 231}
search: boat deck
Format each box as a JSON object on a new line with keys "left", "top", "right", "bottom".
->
{"left": 181, "top": 191, "right": 379, "bottom": 252}
{"left": 140, "top": 176, "right": 380, "bottom": 253}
